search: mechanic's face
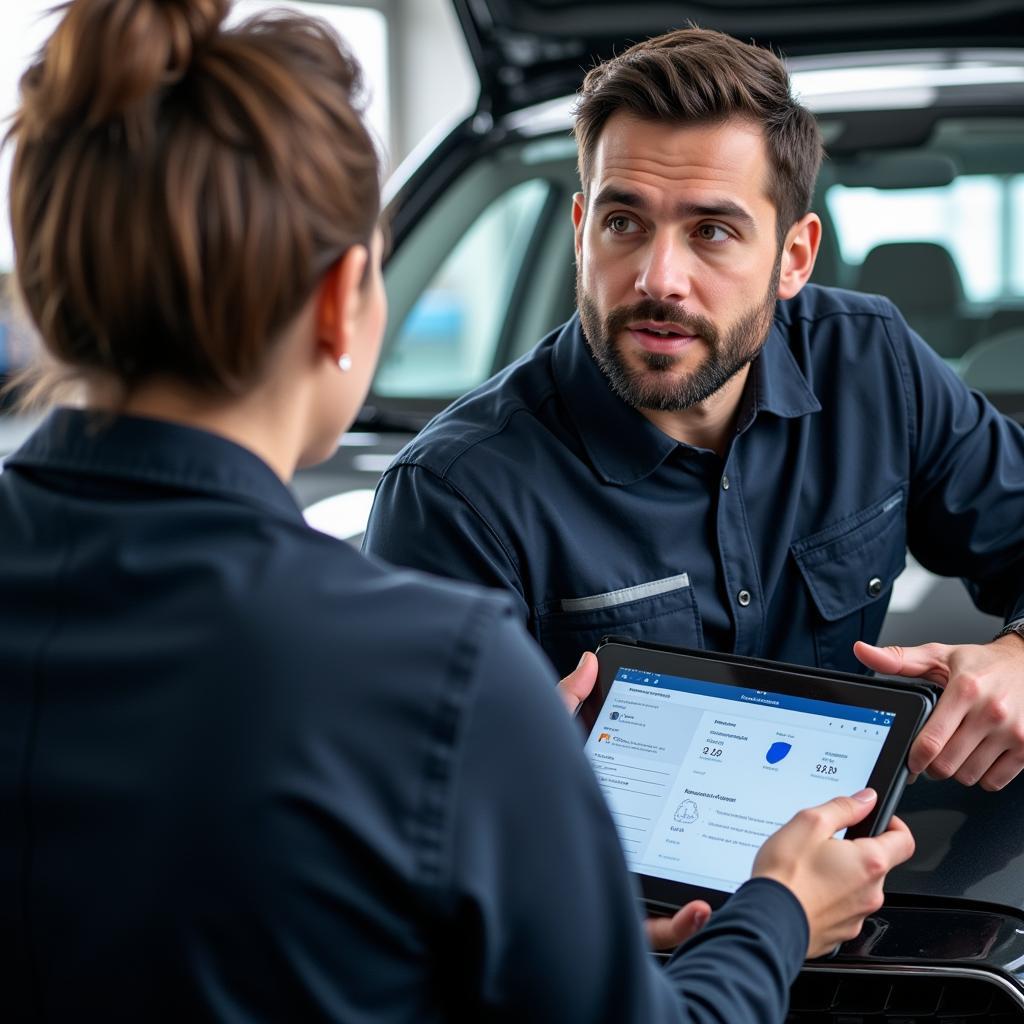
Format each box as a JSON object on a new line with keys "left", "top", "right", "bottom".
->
{"left": 573, "top": 115, "right": 783, "bottom": 412}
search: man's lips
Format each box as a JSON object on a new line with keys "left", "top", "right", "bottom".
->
{"left": 626, "top": 321, "right": 700, "bottom": 354}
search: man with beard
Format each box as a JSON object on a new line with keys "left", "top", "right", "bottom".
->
{"left": 365, "top": 28, "right": 1024, "bottom": 794}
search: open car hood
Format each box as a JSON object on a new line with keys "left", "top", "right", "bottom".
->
{"left": 453, "top": 0, "right": 1024, "bottom": 115}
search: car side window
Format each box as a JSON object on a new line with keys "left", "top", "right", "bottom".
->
{"left": 813, "top": 119, "right": 1024, "bottom": 399}
{"left": 375, "top": 178, "right": 552, "bottom": 398}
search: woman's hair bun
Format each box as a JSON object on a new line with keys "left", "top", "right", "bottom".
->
{"left": 165, "top": 0, "right": 229, "bottom": 49}
{"left": 17, "top": 0, "right": 230, "bottom": 134}
{"left": 9, "top": 2, "right": 382, "bottom": 398}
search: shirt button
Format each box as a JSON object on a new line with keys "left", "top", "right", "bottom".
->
{"left": 867, "top": 577, "right": 883, "bottom": 598}
{"left": 721, "top": 474, "right": 730, "bottom": 490}
{"left": 737, "top": 589, "right": 751, "bottom": 607}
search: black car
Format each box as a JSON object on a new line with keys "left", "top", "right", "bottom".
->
{"left": 297, "top": 2, "right": 1024, "bottom": 1018}
{"left": 4, "top": 1, "right": 1024, "bottom": 1016}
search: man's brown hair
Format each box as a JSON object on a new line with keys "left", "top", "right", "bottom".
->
{"left": 6, "top": 0, "right": 380, "bottom": 400}
{"left": 573, "top": 28, "right": 823, "bottom": 243}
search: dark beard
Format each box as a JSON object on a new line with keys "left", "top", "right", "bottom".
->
{"left": 576, "top": 257, "right": 781, "bottom": 412}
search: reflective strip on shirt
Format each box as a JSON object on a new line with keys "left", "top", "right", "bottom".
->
{"left": 560, "top": 572, "right": 691, "bottom": 613}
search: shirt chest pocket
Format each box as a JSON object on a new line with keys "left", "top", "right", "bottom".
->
{"left": 790, "top": 488, "right": 907, "bottom": 672}
{"left": 535, "top": 573, "right": 703, "bottom": 678}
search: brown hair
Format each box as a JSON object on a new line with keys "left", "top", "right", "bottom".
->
{"left": 573, "top": 28, "right": 822, "bottom": 243}
{"left": 6, "top": 0, "right": 380, "bottom": 400}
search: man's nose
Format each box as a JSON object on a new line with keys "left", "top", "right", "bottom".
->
{"left": 635, "top": 232, "right": 690, "bottom": 303}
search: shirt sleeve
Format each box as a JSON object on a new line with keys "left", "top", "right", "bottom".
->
{"left": 890, "top": 311, "right": 1024, "bottom": 624}
{"left": 445, "top": 607, "right": 808, "bottom": 1023}
{"left": 363, "top": 461, "right": 530, "bottom": 621}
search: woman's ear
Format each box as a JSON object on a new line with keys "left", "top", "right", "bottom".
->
{"left": 316, "top": 244, "right": 369, "bottom": 363}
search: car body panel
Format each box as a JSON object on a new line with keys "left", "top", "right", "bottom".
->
{"left": 891, "top": 776, "right": 1024, "bottom": 911}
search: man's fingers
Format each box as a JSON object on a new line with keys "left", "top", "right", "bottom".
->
{"left": 915, "top": 714, "right": 986, "bottom": 780}
{"left": 979, "top": 751, "right": 1024, "bottom": 792}
{"left": 555, "top": 650, "right": 597, "bottom": 715}
{"left": 644, "top": 900, "right": 711, "bottom": 951}
{"left": 853, "top": 641, "right": 951, "bottom": 682}
{"left": 954, "top": 735, "right": 1009, "bottom": 787}
{"left": 920, "top": 703, "right": 1016, "bottom": 782}
{"left": 908, "top": 685, "right": 976, "bottom": 775}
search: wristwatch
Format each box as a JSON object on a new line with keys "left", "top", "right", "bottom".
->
{"left": 994, "top": 617, "right": 1024, "bottom": 643}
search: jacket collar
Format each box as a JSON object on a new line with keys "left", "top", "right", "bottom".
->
{"left": 552, "top": 312, "right": 820, "bottom": 486}
{"left": 6, "top": 407, "right": 305, "bottom": 523}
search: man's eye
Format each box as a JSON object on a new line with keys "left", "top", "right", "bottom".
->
{"left": 607, "top": 215, "right": 639, "bottom": 234}
{"left": 696, "top": 224, "right": 730, "bottom": 243}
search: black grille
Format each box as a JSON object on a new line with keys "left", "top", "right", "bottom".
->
{"left": 787, "top": 970, "right": 1024, "bottom": 1022}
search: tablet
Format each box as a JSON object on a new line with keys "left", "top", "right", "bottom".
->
{"left": 579, "top": 639, "right": 934, "bottom": 912}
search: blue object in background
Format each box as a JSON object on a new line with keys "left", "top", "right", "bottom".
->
{"left": 766, "top": 741, "right": 793, "bottom": 765}
{"left": 399, "top": 290, "right": 463, "bottom": 347}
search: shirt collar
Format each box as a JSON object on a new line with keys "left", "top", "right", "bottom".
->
{"left": 750, "top": 319, "right": 822, "bottom": 422}
{"left": 552, "top": 312, "right": 820, "bottom": 486}
{"left": 6, "top": 407, "right": 305, "bottom": 523}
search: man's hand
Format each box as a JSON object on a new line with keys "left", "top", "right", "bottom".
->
{"left": 854, "top": 637, "right": 1024, "bottom": 791}
{"left": 556, "top": 650, "right": 598, "bottom": 714}
{"left": 753, "top": 789, "right": 915, "bottom": 958}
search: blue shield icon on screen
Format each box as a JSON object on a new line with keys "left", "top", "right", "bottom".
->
{"left": 766, "top": 742, "right": 792, "bottom": 765}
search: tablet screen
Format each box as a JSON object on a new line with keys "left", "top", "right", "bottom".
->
{"left": 584, "top": 665, "right": 895, "bottom": 894}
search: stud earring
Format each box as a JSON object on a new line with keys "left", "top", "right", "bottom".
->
{"left": 338, "top": 353, "right": 353, "bottom": 372}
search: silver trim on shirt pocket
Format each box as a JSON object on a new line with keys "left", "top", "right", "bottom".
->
{"left": 559, "top": 573, "right": 691, "bottom": 613}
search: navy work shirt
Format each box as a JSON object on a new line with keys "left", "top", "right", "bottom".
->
{"left": 1, "top": 409, "right": 807, "bottom": 1022}
{"left": 364, "top": 286, "right": 1024, "bottom": 679}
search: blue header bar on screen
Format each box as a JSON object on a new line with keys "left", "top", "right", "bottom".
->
{"left": 613, "top": 667, "right": 896, "bottom": 726}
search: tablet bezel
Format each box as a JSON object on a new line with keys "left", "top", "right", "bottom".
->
{"left": 581, "top": 639, "right": 934, "bottom": 911}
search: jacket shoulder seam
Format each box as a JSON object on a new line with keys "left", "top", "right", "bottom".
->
{"left": 395, "top": 388, "right": 559, "bottom": 479}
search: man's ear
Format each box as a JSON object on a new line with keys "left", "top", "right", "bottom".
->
{"left": 317, "top": 244, "right": 370, "bottom": 362}
{"left": 572, "top": 192, "right": 586, "bottom": 261}
{"left": 777, "top": 213, "right": 821, "bottom": 300}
